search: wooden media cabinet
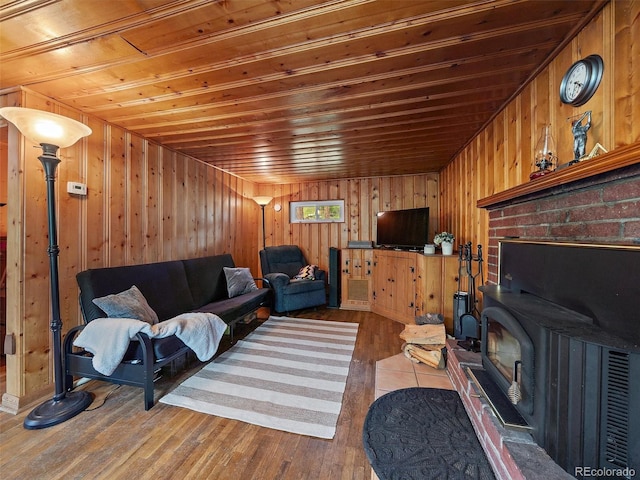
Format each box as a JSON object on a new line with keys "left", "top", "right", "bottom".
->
{"left": 340, "top": 248, "right": 459, "bottom": 333}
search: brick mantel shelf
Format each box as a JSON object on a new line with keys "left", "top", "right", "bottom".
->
{"left": 477, "top": 141, "right": 640, "bottom": 209}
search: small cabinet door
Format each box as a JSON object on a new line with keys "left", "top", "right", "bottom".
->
{"left": 391, "top": 256, "right": 416, "bottom": 321}
{"left": 415, "top": 255, "right": 443, "bottom": 318}
{"left": 340, "top": 249, "right": 373, "bottom": 310}
{"left": 372, "top": 250, "right": 417, "bottom": 323}
{"left": 441, "top": 255, "right": 461, "bottom": 334}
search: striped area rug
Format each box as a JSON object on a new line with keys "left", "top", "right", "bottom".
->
{"left": 159, "top": 315, "right": 359, "bottom": 439}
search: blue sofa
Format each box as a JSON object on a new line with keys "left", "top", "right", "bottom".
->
{"left": 64, "top": 254, "right": 270, "bottom": 410}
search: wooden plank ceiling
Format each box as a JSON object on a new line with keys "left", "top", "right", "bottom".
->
{"left": 0, "top": 0, "right": 604, "bottom": 184}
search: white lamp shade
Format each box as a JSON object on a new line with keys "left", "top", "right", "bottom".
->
{"left": 253, "top": 196, "right": 273, "bottom": 206}
{"left": 0, "top": 107, "right": 92, "bottom": 148}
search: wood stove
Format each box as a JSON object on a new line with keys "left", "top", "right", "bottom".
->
{"left": 474, "top": 240, "right": 639, "bottom": 478}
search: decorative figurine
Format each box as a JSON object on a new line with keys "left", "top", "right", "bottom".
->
{"left": 570, "top": 110, "right": 591, "bottom": 164}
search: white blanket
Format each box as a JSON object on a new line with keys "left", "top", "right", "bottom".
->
{"left": 73, "top": 312, "right": 228, "bottom": 376}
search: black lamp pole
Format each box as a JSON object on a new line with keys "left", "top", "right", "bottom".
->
{"left": 23, "top": 143, "right": 93, "bottom": 429}
{"left": 253, "top": 196, "right": 272, "bottom": 250}
{"left": 260, "top": 204, "right": 267, "bottom": 249}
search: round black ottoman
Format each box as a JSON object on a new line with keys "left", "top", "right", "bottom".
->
{"left": 363, "top": 387, "right": 495, "bottom": 480}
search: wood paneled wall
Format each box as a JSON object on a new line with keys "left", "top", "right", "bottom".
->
{"left": 440, "top": 1, "right": 640, "bottom": 253}
{"left": 3, "top": 0, "right": 637, "bottom": 410}
{"left": 1, "top": 89, "right": 261, "bottom": 408}
{"left": 258, "top": 2, "right": 640, "bottom": 273}
{"left": 257, "top": 173, "right": 440, "bottom": 271}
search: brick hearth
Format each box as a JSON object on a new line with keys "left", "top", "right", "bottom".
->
{"left": 446, "top": 339, "right": 573, "bottom": 480}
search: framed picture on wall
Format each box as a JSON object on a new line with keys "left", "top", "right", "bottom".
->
{"left": 290, "top": 200, "right": 345, "bottom": 223}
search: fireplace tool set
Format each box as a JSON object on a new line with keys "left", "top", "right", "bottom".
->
{"left": 454, "top": 242, "right": 484, "bottom": 350}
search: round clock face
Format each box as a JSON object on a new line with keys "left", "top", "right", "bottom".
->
{"left": 559, "top": 55, "right": 604, "bottom": 107}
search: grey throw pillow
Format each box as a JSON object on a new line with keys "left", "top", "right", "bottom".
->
{"left": 223, "top": 267, "right": 258, "bottom": 298}
{"left": 92, "top": 285, "right": 159, "bottom": 325}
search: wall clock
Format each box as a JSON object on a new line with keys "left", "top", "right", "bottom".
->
{"left": 559, "top": 54, "right": 604, "bottom": 107}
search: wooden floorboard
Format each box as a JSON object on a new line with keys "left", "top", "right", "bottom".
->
{"left": 0, "top": 308, "right": 404, "bottom": 480}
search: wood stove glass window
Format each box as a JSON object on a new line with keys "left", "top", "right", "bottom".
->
{"left": 487, "top": 321, "right": 520, "bottom": 384}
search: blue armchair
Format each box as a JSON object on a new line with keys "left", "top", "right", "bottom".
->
{"left": 259, "top": 245, "right": 326, "bottom": 313}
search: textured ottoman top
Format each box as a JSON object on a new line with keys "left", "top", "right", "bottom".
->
{"left": 363, "top": 387, "right": 495, "bottom": 480}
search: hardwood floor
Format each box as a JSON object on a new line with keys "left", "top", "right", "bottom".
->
{"left": 0, "top": 308, "right": 404, "bottom": 480}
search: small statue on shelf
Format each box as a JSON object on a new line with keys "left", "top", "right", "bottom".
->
{"left": 570, "top": 110, "right": 591, "bottom": 165}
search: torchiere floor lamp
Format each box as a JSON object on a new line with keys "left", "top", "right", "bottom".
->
{"left": 0, "top": 107, "right": 93, "bottom": 429}
{"left": 253, "top": 196, "right": 273, "bottom": 249}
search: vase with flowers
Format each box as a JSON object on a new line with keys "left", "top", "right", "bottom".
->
{"left": 434, "top": 232, "right": 455, "bottom": 255}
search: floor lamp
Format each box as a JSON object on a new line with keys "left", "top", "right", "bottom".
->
{"left": 0, "top": 107, "right": 93, "bottom": 429}
{"left": 253, "top": 196, "right": 273, "bottom": 249}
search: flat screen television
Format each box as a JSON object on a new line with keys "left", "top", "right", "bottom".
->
{"left": 376, "top": 207, "right": 429, "bottom": 249}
